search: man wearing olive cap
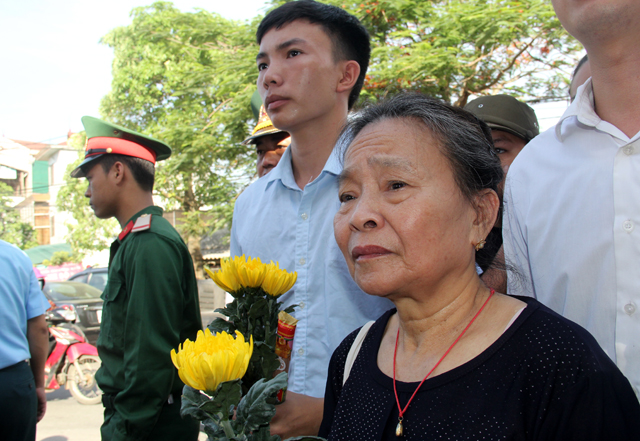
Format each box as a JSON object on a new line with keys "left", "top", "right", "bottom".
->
{"left": 465, "top": 94, "right": 540, "bottom": 180}
{"left": 71, "top": 116, "right": 201, "bottom": 441}
{"left": 464, "top": 95, "right": 540, "bottom": 292}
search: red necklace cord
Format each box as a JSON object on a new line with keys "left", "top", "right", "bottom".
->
{"left": 392, "top": 289, "right": 495, "bottom": 432}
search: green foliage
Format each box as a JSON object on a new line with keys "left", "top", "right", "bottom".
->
{"left": 181, "top": 373, "right": 315, "bottom": 441}
{"left": 318, "top": 0, "right": 582, "bottom": 106}
{"left": 42, "top": 251, "right": 79, "bottom": 266}
{"left": 0, "top": 182, "right": 38, "bottom": 250}
{"left": 209, "top": 286, "right": 296, "bottom": 393}
{"left": 99, "top": 2, "right": 262, "bottom": 269}
{"left": 56, "top": 132, "right": 120, "bottom": 257}
{"left": 91, "top": 0, "right": 580, "bottom": 267}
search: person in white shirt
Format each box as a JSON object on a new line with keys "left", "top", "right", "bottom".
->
{"left": 231, "top": 1, "right": 392, "bottom": 437}
{"left": 503, "top": 0, "right": 640, "bottom": 398}
{"left": 569, "top": 54, "right": 590, "bottom": 102}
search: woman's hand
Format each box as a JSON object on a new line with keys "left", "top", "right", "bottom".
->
{"left": 270, "top": 391, "right": 324, "bottom": 438}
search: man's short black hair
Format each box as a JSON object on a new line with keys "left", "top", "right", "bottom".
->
{"left": 572, "top": 54, "right": 589, "bottom": 79}
{"left": 257, "top": 0, "right": 370, "bottom": 110}
{"left": 96, "top": 154, "right": 155, "bottom": 192}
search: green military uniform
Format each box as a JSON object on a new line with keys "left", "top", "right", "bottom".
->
{"left": 97, "top": 206, "right": 202, "bottom": 441}
{"left": 70, "top": 116, "right": 202, "bottom": 441}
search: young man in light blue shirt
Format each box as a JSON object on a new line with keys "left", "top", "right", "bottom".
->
{"left": 0, "top": 240, "right": 49, "bottom": 440}
{"left": 230, "top": 1, "right": 391, "bottom": 437}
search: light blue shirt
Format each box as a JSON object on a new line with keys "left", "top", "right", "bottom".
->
{"left": 0, "top": 240, "right": 49, "bottom": 369}
{"left": 231, "top": 146, "right": 393, "bottom": 397}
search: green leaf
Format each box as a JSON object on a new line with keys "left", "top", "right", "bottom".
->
{"left": 201, "top": 379, "right": 243, "bottom": 418}
{"left": 208, "top": 317, "right": 234, "bottom": 335}
{"left": 180, "top": 385, "right": 212, "bottom": 420}
{"left": 249, "top": 426, "right": 281, "bottom": 441}
{"left": 248, "top": 297, "right": 269, "bottom": 319}
{"left": 281, "top": 304, "right": 298, "bottom": 315}
{"left": 237, "top": 372, "right": 289, "bottom": 433}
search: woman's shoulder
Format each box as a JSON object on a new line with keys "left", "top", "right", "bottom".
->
{"left": 334, "top": 308, "right": 396, "bottom": 360}
{"left": 509, "top": 296, "right": 620, "bottom": 374}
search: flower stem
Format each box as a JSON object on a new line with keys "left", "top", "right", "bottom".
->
{"left": 221, "top": 419, "right": 236, "bottom": 438}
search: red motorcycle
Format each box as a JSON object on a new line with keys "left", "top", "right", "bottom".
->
{"left": 45, "top": 307, "right": 102, "bottom": 405}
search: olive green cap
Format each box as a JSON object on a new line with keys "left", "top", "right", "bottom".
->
{"left": 464, "top": 95, "right": 539, "bottom": 142}
{"left": 71, "top": 116, "right": 172, "bottom": 178}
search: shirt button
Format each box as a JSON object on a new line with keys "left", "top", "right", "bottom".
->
{"left": 299, "top": 301, "right": 305, "bottom": 309}
{"left": 297, "top": 348, "right": 305, "bottom": 356}
{"left": 624, "top": 303, "right": 636, "bottom": 315}
{"left": 299, "top": 258, "right": 306, "bottom": 265}
{"left": 624, "top": 145, "right": 634, "bottom": 155}
{"left": 300, "top": 212, "right": 309, "bottom": 220}
{"left": 623, "top": 220, "right": 634, "bottom": 233}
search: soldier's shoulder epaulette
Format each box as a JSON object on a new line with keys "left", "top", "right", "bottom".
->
{"left": 131, "top": 214, "right": 152, "bottom": 233}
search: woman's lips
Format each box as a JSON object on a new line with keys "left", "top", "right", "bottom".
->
{"left": 351, "top": 245, "right": 392, "bottom": 261}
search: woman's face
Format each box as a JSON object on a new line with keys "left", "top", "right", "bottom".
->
{"left": 334, "top": 118, "right": 483, "bottom": 298}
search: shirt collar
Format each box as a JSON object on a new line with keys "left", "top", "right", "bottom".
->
{"left": 264, "top": 140, "right": 344, "bottom": 190}
{"left": 555, "top": 78, "right": 597, "bottom": 141}
{"left": 555, "top": 78, "right": 638, "bottom": 142}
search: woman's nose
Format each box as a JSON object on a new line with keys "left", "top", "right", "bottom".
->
{"left": 350, "top": 194, "right": 381, "bottom": 231}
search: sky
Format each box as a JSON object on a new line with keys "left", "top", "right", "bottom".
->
{"left": 0, "top": 0, "right": 569, "bottom": 144}
{"left": 0, "top": 0, "right": 269, "bottom": 144}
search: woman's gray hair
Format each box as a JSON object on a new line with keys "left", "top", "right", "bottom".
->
{"left": 342, "top": 93, "right": 503, "bottom": 201}
{"left": 341, "top": 93, "right": 504, "bottom": 270}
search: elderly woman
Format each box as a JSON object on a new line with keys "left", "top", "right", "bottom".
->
{"left": 318, "top": 94, "right": 640, "bottom": 440}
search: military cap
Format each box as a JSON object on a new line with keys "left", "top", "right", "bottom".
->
{"left": 242, "top": 104, "right": 288, "bottom": 146}
{"left": 464, "top": 95, "right": 540, "bottom": 142}
{"left": 70, "top": 116, "right": 172, "bottom": 178}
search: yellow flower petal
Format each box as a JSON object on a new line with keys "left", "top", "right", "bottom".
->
{"left": 171, "top": 329, "right": 253, "bottom": 392}
{"left": 206, "top": 261, "right": 241, "bottom": 293}
{"left": 262, "top": 261, "right": 297, "bottom": 297}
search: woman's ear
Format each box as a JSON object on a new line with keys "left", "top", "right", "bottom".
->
{"left": 472, "top": 189, "right": 500, "bottom": 240}
{"left": 336, "top": 60, "right": 360, "bottom": 94}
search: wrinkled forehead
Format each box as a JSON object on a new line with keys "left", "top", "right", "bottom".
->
{"left": 340, "top": 118, "right": 439, "bottom": 182}
{"left": 344, "top": 117, "right": 440, "bottom": 161}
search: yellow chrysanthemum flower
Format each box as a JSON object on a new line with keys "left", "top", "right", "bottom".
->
{"left": 205, "top": 257, "right": 241, "bottom": 293}
{"left": 234, "top": 255, "right": 267, "bottom": 288}
{"left": 262, "top": 261, "right": 297, "bottom": 297}
{"left": 171, "top": 329, "right": 253, "bottom": 392}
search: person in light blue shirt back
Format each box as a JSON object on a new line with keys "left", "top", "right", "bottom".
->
{"left": 0, "top": 239, "right": 50, "bottom": 440}
{"left": 231, "top": 1, "right": 393, "bottom": 438}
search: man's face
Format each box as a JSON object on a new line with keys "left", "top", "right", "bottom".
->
{"left": 256, "top": 20, "right": 344, "bottom": 132}
{"left": 84, "top": 161, "right": 118, "bottom": 219}
{"left": 491, "top": 130, "right": 527, "bottom": 174}
{"left": 255, "top": 133, "right": 291, "bottom": 177}
{"left": 552, "top": 0, "right": 640, "bottom": 45}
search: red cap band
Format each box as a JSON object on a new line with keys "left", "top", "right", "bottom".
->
{"left": 85, "top": 137, "right": 157, "bottom": 164}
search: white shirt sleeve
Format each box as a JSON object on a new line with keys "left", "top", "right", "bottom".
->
{"left": 230, "top": 205, "right": 242, "bottom": 258}
{"left": 503, "top": 172, "right": 535, "bottom": 298}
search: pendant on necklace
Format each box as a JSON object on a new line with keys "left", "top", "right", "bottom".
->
{"left": 396, "top": 418, "right": 404, "bottom": 437}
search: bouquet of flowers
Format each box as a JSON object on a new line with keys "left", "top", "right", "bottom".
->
{"left": 171, "top": 255, "right": 323, "bottom": 441}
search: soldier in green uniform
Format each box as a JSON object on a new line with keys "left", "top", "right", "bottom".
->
{"left": 71, "top": 116, "right": 202, "bottom": 441}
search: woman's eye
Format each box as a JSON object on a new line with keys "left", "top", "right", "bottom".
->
{"left": 339, "top": 193, "right": 355, "bottom": 203}
{"left": 494, "top": 148, "right": 506, "bottom": 155}
{"left": 390, "top": 181, "right": 406, "bottom": 190}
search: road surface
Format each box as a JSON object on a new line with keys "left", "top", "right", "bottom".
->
{"left": 37, "top": 388, "right": 207, "bottom": 440}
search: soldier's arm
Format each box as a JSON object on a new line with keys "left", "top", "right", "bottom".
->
{"left": 110, "top": 235, "right": 188, "bottom": 440}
